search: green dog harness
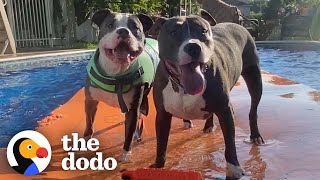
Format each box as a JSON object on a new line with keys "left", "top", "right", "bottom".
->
{"left": 87, "top": 38, "right": 159, "bottom": 113}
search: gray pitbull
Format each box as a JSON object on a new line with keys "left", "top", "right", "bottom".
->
{"left": 149, "top": 16, "right": 215, "bottom": 131}
{"left": 151, "top": 10, "right": 264, "bottom": 179}
{"left": 84, "top": 9, "right": 155, "bottom": 163}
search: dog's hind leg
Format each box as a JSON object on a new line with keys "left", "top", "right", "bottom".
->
{"left": 203, "top": 115, "right": 215, "bottom": 133}
{"left": 134, "top": 117, "right": 144, "bottom": 143}
{"left": 241, "top": 64, "right": 264, "bottom": 144}
{"left": 84, "top": 99, "right": 98, "bottom": 137}
{"left": 122, "top": 110, "right": 139, "bottom": 163}
{"left": 183, "top": 119, "right": 193, "bottom": 129}
{"left": 134, "top": 87, "right": 150, "bottom": 143}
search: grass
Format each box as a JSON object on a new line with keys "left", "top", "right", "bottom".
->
{"left": 72, "top": 42, "right": 97, "bottom": 49}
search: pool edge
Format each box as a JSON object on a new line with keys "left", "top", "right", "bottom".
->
{"left": 0, "top": 49, "right": 95, "bottom": 63}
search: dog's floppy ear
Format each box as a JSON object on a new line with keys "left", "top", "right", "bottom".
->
{"left": 155, "top": 17, "right": 168, "bottom": 27}
{"left": 148, "top": 16, "right": 168, "bottom": 37}
{"left": 92, "top": 9, "right": 112, "bottom": 27}
{"left": 137, "top": 14, "right": 154, "bottom": 32}
{"left": 199, "top": 9, "right": 217, "bottom": 26}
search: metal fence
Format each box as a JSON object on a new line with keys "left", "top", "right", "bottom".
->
{"left": 6, "top": 0, "right": 53, "bottom": 48}
{"left": 180, "top": 0, "right": 192, "bottom": 16}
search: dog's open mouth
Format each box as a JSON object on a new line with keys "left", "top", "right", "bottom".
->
{"left": 180, "top": 62, "right": 206, "bottom": 95}
{"left": 164, "top": 60, "right": 206, "bottom": 95}
{"left": 104, "top": 42, "right": 142, "bottom": 63}
{"left": 181, "top": 62, "right": 207, "bottom": 73}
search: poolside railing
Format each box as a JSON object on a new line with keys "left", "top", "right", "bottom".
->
{"left": 6, "top": 0, "right": 53, "bottom": 48}
{"left": 0, "top": 0, "right": 16, "bottom": 54}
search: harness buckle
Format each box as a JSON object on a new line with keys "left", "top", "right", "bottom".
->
{"left": 138, "top": 67, "right": 144, "bottom": 77}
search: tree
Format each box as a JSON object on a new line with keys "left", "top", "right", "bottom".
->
{"left": 66, "top": 0, "right": 77, "bottom": 46}
{"left": 248, "top": 0, "right": 269, "bottom": 20}
{"left": 74, "top": 0, "right": 119, "bottom": 25}
{"left": 262, "top": 0, "right": 320, "bottom": 20}
{"left": 74, "top": 0, "right": 169, "bottom": 25}
{"left": 249, "top": 0, "right": 268, "bottom": 14}
{"left": 263, "top": 0, "right": 285, "bottom": 20}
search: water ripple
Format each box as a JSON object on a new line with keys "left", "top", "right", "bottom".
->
{"left": 0, "top": 53, "right": 91, "bottom": 147}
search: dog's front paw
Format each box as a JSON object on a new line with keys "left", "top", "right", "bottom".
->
{"left": 149, "top": 158, "right": 165, "bottom": 168}
{"left": 183, "top": 121, "right": 193, "bottom": 129}
{"left": 226, "top": 163, "right": 248, "bottom": 179}
{"left": 250, "top": 134, "right": 265, "bottom": 145}
{"left": 149, "top": 163, "right": 163, "bottom": 168}
{"left": 121, "top": 150, "right": 132, "bottom": 163}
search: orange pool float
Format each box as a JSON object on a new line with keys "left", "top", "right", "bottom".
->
{"left": 121, "top": 168, "right": 203, "bottom": 180}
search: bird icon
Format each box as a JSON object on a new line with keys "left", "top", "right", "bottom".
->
{"left": 11, "top": 138, "right": 48, "bottom": 176}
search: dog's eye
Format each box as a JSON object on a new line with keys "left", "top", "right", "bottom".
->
{"left": 202, "top": 29, "right": 208, "bottom": 34}
{"left": 133, "top": 25, "right": 139, "bottom": 30}
{"left": 133, "top": 25, "right": 140, "bottom": 31}
{"left": 108, "top": 22, "right": 113, "bottom": 28}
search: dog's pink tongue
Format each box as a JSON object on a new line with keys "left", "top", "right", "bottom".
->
{"left": 115, "top": 51, "right": 131, "bottom": 62}
{"left": 181, "top": 65, "right": 205, "bottom": 95}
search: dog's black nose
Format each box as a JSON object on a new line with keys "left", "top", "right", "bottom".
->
{"left": 117, "top": 28, "right": 129, "bottom": 39}
{"left": 184, "top": 43, "right": 201, "bottom": 59}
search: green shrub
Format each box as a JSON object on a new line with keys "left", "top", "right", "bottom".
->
{"left": 72, "top": 42, "right": 97, "bottom": 49}
{"left": 249, "top": 11, "right": 263, "bottom": 20}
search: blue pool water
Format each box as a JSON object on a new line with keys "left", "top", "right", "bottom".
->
{"left": 258, "top": 48, "right": 320, "bottom": 90}
{"left": 0, "top": 49, "right": 319, "bottom": 147}
{"left": 0, "top": 53, "right": 92, "bottom": 147}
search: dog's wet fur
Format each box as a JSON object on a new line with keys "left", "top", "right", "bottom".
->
{"left": 84, "top": 9, "right": 153, "bottom": 163}
{"left": 151, "top": 10, "right": 264, "bottom": 179}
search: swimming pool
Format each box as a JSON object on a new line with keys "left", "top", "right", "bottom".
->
{"left": 0, "top": 52, "right": 92, "bottom": 147}
{"left": 0, "top": 48, "right": 319, "bottom": 147}
{"left": 258, "top": 48, "right": 320, "bottom": 90}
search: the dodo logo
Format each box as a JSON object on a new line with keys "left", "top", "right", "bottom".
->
{"left": 7, "top": 130, "right": 51, "bottom": 176}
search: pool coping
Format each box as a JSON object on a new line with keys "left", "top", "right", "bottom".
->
{"left": 256, "top": 40, "right": 320, "bottom": 51}
{"left": 256, "top": 40, "right": 320, "bottom": 44}
{"left": 0, "top": 49, "right": 95, "bottom": 63}
{"left": 0, "top": 41, "right": 319, "bottom": 62}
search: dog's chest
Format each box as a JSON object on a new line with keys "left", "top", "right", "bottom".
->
{"left": 89, "top": 86, "right": 134, "bottom": 110}
{"left": 162, "top": 81, "right": 209, "bottom": 120}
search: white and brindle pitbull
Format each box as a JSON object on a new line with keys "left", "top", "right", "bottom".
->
{"left": 151, "top": 10, "right": 264, "bottom": 179}
{"left": 84, "top": 9, "right": 156, "bottom": 163}
{"left": 149, "top": 16, "right": 215, "bottom": 131}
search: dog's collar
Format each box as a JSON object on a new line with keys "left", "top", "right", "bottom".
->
{"left": 162, "top": 59, "right": 209, "bottom": 90}
{"left": 162, "top": 60, "right": 184, "bottom": 89}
